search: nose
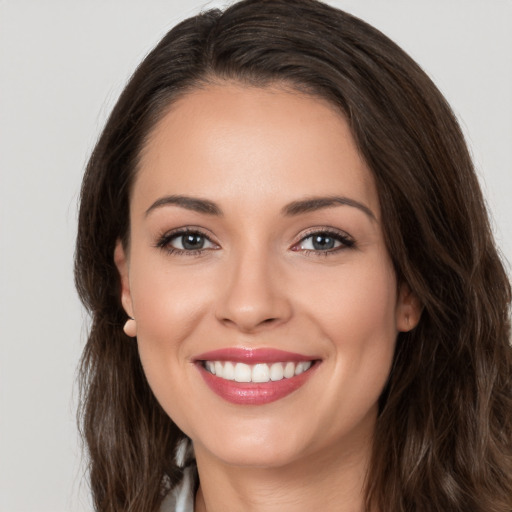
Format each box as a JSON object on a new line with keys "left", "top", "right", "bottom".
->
{"left": 215, "top": 249, "right": 292, "bottom": 333}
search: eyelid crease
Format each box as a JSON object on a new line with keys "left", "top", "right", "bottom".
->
{"left": 154, "top": 226, "right": 356, "bottom": 256}
{"left": 154, "top": 227, "right": 219, "bottom": 253}
{"left": 291, "top": 227, "right": 356, "bottom": 254}
{"left": 294, "top": 226, "right": 355, "bottom": 243}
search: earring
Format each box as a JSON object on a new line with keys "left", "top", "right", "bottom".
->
{"left": 123, "top": 317, "right": 137, "bottom": 337}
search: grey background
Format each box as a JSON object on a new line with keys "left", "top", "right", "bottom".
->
{"left": 1, "top": 1, "right": 510, "bottom": 511}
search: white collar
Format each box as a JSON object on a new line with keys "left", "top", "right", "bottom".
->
{"left": 160, "top": 463, "right": 197, "bottom": 512}
{"left": 160, "top": 438, "right": 197, "bottom": 512}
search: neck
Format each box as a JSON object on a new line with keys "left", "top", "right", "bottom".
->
{"left": 193, "top": 433, "right": 373, "bottom": 512}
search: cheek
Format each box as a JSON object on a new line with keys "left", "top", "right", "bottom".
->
{"left": 294, "top": 257, "right": 398, "bottom": 416}
{"left": 127, "top": 253, "right": 215, "bottom": 401}
{"left": 297, "top": 255, "right": 398, "bottom": 343}
{"left": 331, "top": 263, "right": 398, "bottom": 378}
{"left": 128, "top": 263, "right": 212, "bottom": 432}
{"left": 131, "top": 259, "right": 211, "bottom": 342}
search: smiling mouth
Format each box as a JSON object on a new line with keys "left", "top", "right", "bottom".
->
{"left": 201, "top": 360, "right": 313, "bottom": 383}
{"left": 195, "top": 348, "right": 320, "bottom": 405}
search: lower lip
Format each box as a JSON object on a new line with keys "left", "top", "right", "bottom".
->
{"left": 197, "top": 363, "right": 318, "bottom": 405}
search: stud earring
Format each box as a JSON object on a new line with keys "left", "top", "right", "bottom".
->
{"left": 123, "top": 317, "right": 137, "bottom": 337}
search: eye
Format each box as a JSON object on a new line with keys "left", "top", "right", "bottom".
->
{"left": 172, "top": 232, "right": 213, "bottom": 251}
{"left": 156, "top": 229, "right": 218, "bottom": 254}
{"left": 293, "top": 230, "right": 355, "bottom": 253}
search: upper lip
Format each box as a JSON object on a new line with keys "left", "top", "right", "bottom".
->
{"left": 194, "top": 347, "right": 318, "bottom": 364}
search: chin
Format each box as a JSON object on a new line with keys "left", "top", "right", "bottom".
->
{"left": 202, "top": 441, "right": 305, "bottom": 469}
{"left": 192, "top": 419, "right": 314, "bottom": 469}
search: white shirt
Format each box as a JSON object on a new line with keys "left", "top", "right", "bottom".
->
{"left": 160, "top": 438, "right": 197, "bottom": 512}
{"left": 160, "top": 464, "right": 197, "bottom": 512}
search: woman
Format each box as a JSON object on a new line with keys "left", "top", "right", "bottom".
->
{"left": 75, "top": 0, "right": 512, "bottom": 510}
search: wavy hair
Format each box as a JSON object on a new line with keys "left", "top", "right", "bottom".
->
{"left": 75, "top": 1, "right": 512, "bottom": 510}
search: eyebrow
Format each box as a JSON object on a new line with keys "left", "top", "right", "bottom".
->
{"left": 145, "top": 194, "right": 376, "bottom": 221}
{"left": 145, "top": 195, "right": 223, "bottom": 216}
{"left": 282, "top": 196, "right": 376, "bottom": 221}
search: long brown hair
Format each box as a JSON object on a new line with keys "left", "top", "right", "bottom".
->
{"left": 75, "top": 1, "right": 512, "bottom": 510}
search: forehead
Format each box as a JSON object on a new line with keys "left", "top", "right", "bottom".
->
{"left": 133, "top": 83, "right": 379, "bottom": 217}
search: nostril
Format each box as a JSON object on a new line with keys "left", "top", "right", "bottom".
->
{"left": 219, "top": 315, "right": 281, "bottom": 333}
{"left": 215, "top": 284, "right": 293, "bottom": 331}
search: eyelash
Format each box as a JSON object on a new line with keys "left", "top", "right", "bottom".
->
{"left": 155, "top": 227, "right": 355, "bottom": 256}
{"left": 292, "top": 228, "right": 355, "bottom": 256}
{"left": 155, "top": 228, "right": 218, "bottom": 256}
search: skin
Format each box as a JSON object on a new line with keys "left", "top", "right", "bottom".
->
{"left": 115, "top": 83, "right": 421, "bottom": 512}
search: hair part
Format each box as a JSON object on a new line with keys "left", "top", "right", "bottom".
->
{"left": 75, "top": 1, "right": 512, "bottom": 510}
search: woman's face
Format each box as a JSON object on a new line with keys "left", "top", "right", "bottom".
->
{"left": 115, "top": 83, "right": 418, "bottom": 470}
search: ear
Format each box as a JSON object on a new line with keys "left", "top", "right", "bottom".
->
{"left": 114, "top": 239, "right": 134, "bottom": 319}
{"left": 396, "top": 283, "right": 422, "bottom": 332}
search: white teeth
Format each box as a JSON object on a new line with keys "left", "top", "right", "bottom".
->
{"left": 284, "top": 362, "right": 295, "bottom": 378}
{"left": 223, "top": 361, "right": 235, "bottom": 380}
{"left": 252, "top": 363, "right": 270, "bottom": 383}
{"left": 270, "top": 363, "right": 284, "bottom": 381}
{"left": 234, "top": 362, "right": 252, "bottom": 382}
{"left": 204, "top": 360, "right": 314, "bottom": 382}
{"left": 294, "top": 361, "right": 312, "bottom": 375}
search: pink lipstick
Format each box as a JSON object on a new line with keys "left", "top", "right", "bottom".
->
{"left": 195, "top": 348, "right": 319, "bottom": 405}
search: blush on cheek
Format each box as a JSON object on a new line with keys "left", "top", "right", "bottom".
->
{"left": 318, "top": 262, "right": 397, "bottom": 333}
{"left": 133, "top": 268, "right": 211, "bottom": 336}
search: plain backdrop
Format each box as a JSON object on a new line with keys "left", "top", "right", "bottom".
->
{"left": 0, "top": 1, "right": 511, "bottom": 511}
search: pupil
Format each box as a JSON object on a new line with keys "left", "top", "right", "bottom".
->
{"left": 312, "top": 235, "right": 334, "bottom": 250}
{"left": 182, "top": 234, "right": 204, "bottom": 250}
